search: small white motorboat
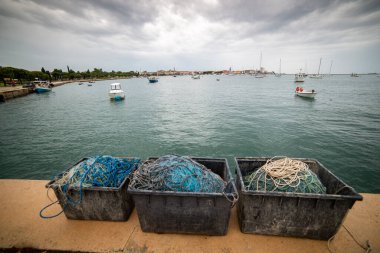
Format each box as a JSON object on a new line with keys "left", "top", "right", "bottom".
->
{"left": 109, "top": 83, "right": 125, "bottom": 100}
{"left": 295, "top": 86, "right": 317, "bottom": 98}
{"left": 192, "top": 74, "right": 200, "bottom": 79}
{"left": 33, "top": 81, "right": 52, "bottom": 93}
{"left": 295, "top": 69, "right": 305, "bottom": 82}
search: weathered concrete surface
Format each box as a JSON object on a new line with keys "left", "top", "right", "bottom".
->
{"left": 0, "top": 86, "right": 32, "bottom": 101}
{"left": 0, "top": 179, "right": 378, "bottom": 253}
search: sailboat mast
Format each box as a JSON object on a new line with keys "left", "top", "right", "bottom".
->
{"left": 259, "top": 51, "right": 262, "bottom": 71}
{"left": 318, "top": 58, "right": 322, "bottom": 75}
{"left": 279, "top": 58, "right": 281, "bottom": 74}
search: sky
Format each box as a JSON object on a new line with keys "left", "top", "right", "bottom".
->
{"left": 0, "top": 0, "right": 380, "bottom": 74}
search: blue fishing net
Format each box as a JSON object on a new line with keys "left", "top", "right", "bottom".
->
{"left": 129, "top": 155, "right": 226, "bottom": 193}
{"left": 54, "top": 155, "right": 141, "bottom": 205}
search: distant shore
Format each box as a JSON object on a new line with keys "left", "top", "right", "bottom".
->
{"left": 0, "top": 78, "right": 127, "bottom": 102}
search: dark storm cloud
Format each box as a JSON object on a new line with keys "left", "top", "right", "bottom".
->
{"left": 0, "top": 0, "right": 158, "bottom": 37}
{"left": 0, "top": 0, "right": 379, "bottom": 72}
{"left": 1, "top": 0, "right": 379, "bottom": 40}
{"left": 169, "top": 0, "right": 380, "bottom": 36}
{"left": 28, "top": 0, "right": 158, "bottom": 26}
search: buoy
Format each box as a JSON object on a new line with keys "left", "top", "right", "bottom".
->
{"left": 296, "top": 86, "right": 299, "bottom": 92}
{"left": 300, "top": 87, "right": 304, "bottom": 92}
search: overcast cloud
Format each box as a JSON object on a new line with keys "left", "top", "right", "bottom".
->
{"left": 0, "top": 0, "right": 379, "bottom": 73}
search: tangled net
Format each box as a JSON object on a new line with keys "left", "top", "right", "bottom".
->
{"left": 244, "top": 157, "right": 326, "bottom": 194}
{"left": 54, "top": 155, "right": 141, "bottom": 205}
{"left": 129, "top": 155, "right": 226, "bottom": 193}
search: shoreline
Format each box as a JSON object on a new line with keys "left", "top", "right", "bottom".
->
{"left": 0, "top": 78, "right": 127, "bottom": 102}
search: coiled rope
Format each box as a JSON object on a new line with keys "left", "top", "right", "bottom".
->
{"left": 244, "top": 156, "right": 326, "bottom": 193}
{"left": 129, "top": 155, "right": 226, "bottom": 193}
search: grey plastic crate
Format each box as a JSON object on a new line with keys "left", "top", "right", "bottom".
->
{"left": 235, "top": 157, "right": 363, "bottom": 240}
{"left": 46, "top": 157, "right": 139, "bottom": 221}
{"left": 128, "top": 157, "right": 238, "bottom": 235}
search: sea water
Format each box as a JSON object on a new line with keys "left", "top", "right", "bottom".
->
{"left": 0, "top": 75, "right": 379, "bottom": 192}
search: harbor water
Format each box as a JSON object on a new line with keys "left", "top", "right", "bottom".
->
{"left": 0, "top": 75, "right": 379, "bottom": 193}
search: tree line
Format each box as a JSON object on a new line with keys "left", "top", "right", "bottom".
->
{"left": 1, "top": 66, "right": 139, "bottom": 85}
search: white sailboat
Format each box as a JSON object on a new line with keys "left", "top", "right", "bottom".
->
{"left": 309, "top": 58, "right": 323, "bottom": 79}
{"left": 255, "top": 51, "right": 265, "bottom": 78}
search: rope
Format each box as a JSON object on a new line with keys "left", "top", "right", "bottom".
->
{"left": 244, "top": 156, "right": 326, "bottom": 193}
{"left": 129, "top": 155, "right": 226, "bottom": 193}
{"left": 223, "top": 179, "right": 239, "bottom": 207}
{"left": 327, "top": 225, "right": 372, "bottom": 253}
{"left": 39, "top": 200, "right": 65, "bottom": 219}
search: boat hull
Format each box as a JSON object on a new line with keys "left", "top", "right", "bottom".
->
{"left": 148, "top": 79, "right": 158, "bottom": 83}
{"left": 109, "top": 92, "right": 125, "bottom": 100}
{"left": 295, "top": 91, "right": 316, "bottom": 98}
{"left": 34, "top": 87, "right": 51, "bottom": 93}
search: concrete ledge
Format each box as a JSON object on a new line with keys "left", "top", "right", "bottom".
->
{"left": 0, "top": 87, "right": 32, "bottom": 101}
{"left": 0, "top": 180, "right": 378, "bottom": 253}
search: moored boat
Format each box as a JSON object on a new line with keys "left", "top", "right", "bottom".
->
{"left": 295, "top": 69, "right": 305, "bottom": 82}
{"left": 109, "top": 83, "right": 125, "bottom": 100}
{"left": 148, "top": 76, "right": 159, "bottom": 83}
{"left": 295, "top": 86, "right": 316, "bottom": 98}
{"left": 33, "top": 81, "right": 52, "bottom": 93}
{"left": 309, "top": 58, "right": 323, "bottom": 79}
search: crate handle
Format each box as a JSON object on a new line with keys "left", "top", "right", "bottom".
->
{"left": 223, "top": 179, "right": 239, "bottom": 208}
{"left": 39, "top": 200, "right": 65, "bottom": 219}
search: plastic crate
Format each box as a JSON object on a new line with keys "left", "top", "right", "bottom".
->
{"left": 128, "top": 157, "right": 238, "bottom": 235}
{"left": 235, "top": 157, "right": 363, "bottom": 240}
{"left": 46, "top": 157, "right": 139, "bottom": 221}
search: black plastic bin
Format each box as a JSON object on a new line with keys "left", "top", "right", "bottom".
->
{"left": 128, "top": 157, "right": 238, "bottom": 235}
{"left": 235, "top": 157, "right": 363, "bottom": 240}
{"left": 46, "top": 157, "right": 139, "bottom": 221}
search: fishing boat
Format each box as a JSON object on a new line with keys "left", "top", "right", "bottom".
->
{"left": 295, "top": 86, "right": 317, "bottom": 98}
{"left": 109, "top": 83, "right": 125, "bottom": 100}
{"left": 294, "top": 69, "right": 305, "bottom": 82}
{"left": 148, "top": 76, "right": 159, "bottom": 83}
{"left": 192, "top": 74, "right": 201, "bottom": 79}
{"left": 351, "top": 73, "right": 359, "bottom": 77}
{"left": 34, "top": 81, "right": 52, "bottom": 93}
{"left": 309, "top": 58, "right": 323, "bottom": 79}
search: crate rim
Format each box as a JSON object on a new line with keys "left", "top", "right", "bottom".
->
{"left": 128, "top": 156, "right": 238, "bottom": 198}
{"left": 234, "top": 157, "right": 363, "bottom": 201}
{"left": 46, "top": 156, "right": 141, "bottom": 191}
